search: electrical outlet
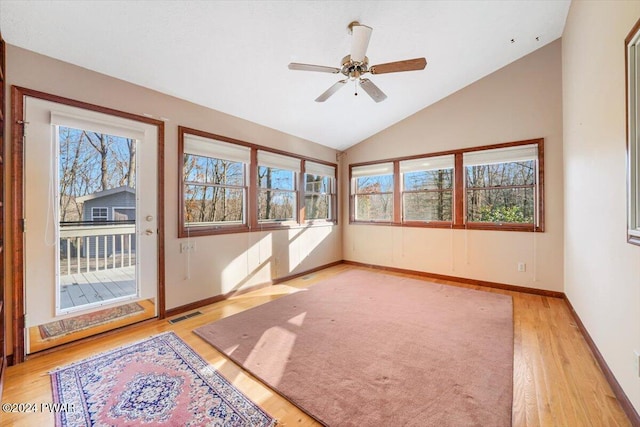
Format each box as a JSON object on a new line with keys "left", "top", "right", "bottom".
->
{"left": 635, "top": 350, "right": 640, "bottom": 378}
{"left": 517, "top": 262, "right": 526, "bottom": 272}
{"left": 180, "top": 242, "right": 196, "bottom": 253}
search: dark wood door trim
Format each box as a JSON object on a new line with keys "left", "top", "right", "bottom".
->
{"left": 0, "top": 31, "right": 6, "bottom": 398}
{"left": 10, "top": 87, "right": 166, "bottom": 364}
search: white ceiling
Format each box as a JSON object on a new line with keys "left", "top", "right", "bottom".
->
{"left": 0, "top": 1, "right": 570, "bottom": 151}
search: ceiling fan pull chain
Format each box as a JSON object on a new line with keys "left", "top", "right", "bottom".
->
{"left": 354, "top": 79, "right": 358, "bottom": 96}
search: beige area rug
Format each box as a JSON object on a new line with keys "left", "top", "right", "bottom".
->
{"left": 195, "top": 269, "right": 514, "bottom": 426}
{"left": 39, "top": 302, "right": 145, "bottom": 339}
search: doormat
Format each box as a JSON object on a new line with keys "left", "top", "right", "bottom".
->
{"left": 39, "top": 302, "right": 145, "bottom": 339}
{"left": 50, "top": 332, "right": 276, "bottom": 426}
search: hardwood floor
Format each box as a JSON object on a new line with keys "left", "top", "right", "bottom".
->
{"left": 1, "top": 264, "right": 631, "bottom": 426}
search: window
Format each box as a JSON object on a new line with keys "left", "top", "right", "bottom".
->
{"left": 400, "top": 155, "right": 454, "bottom": 222}
{"left": 91, "top": 207, "right": 108, "bottom": 222}
{"left": 626, "top": 18, "right": 640, "bottom": 245}
{"left": 352, "top": 163, "right": 394, "bottom": 222}
{"left": 178, "top": 127, "right": 338, "bottom": 236}
{"left": 304, "top": 161, "right": 336, "bottom": 221}
{"left": 464, "top": 144, "right": 538, "bottom": 227}
{"left": 349, "top": 139, "right": 544, "bottom": 231}
{"left": 182, "top": 133, "right": 250, "bottom": 231}
{"left": 258, "top": 151, "right": 299, "bottom": 222}
{"left": 113, "top": 207, "right": 135, "bottom": 222}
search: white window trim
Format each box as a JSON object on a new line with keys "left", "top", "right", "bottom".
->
{"left": 91, "top": 207, "right": 109, "bottom": 221}
{"left": 627, "top": 22, "right": 640, "bottom": 243}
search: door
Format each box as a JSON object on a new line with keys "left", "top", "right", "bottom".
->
{"left": 23, "top": 97, "right": 158, "bottom": 353}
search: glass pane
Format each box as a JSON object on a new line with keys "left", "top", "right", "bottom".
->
{"left": 259, "top": 166, "right": 295, "bottom": 190}
{"left": 467, "top": 187, "right": 534, "bottom": 223}
{"left": 305, "top": 194, "right": 330, "bottom": 220}
{"left": 258, "top": 190, "right": 296, "bottom": 221}
{"left": 403, "top": 169, "right": 453, "bottom": 191}
{"left": 355, "top": 194, "right": 393, "bottom": 221}
{"left": 356, "top": 175, "right": 394, "bottom": 193}
{"left": 57, "top": 126, "right": 138, "bottom": 310}
{"left": 465, "top": 161, "right": 535, "bottom": 188}
{"left": 305, "top": 174, "right": 331, "bottom": 193}
{"left": 403, "top": 191, "right": 452, "bottom": 221}
{"left": 184, "top": 154, "right": 244, "bottom": 186}
{"left": 184, "top": 185, "right": 244, "bottom": 224}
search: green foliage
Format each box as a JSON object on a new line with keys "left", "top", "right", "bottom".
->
{"left": 478, "top": 205, "right": 531, "bottom": 223}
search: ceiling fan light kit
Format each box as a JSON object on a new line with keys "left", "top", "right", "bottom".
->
{"left": 289, "top": 21, "right": 427, "bottom": 103}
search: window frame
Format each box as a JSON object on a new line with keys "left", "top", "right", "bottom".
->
{"left": 303, "top": 161, "right": 337, "bottom": 223}
{"left": 257, "top": 162, "right": 298, "bottom": 224}
{"left": 626, "top": 18, "right": 640, "bottom": 246}
{"left": 350, "top": 162, "right": 396, "bottom": 223}
{"left": 182, "top": 132, "right": 250, "bottom": 235}
{"left": 400, "top": 154, "right": 455, "bottom": 227}
{"left": 91, "top": 207, "right": 108, "bottom": 222}
{"left": 462, "top": 143, "right": 541, "bottom": 232}
{"left": 349, "top": 138, "right": 545, "bottom": 232}
{"left": 178, "top": 126, "right": 338, "bottom": 237}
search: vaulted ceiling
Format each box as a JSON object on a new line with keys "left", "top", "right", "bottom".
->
{"left": 0, "top": 1, "right": 570, "bottom": 150}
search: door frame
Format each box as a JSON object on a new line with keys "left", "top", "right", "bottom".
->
{"left": 10, "top": 86, "right": 166, "bottom": 364}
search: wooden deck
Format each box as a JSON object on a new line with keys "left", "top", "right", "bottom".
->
{"left": 59, "top": 266, "right": 136, "bottom": 309}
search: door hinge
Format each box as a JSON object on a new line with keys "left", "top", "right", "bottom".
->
{"left": 21, "top": 218, "right": 26, "bottom": 232}
{"left": 16, "top": 120, "right": 29, "bottom": 137}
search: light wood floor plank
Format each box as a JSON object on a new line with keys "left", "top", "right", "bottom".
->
{"left": 1, "top": 264, "right": 631, "bottom": 426}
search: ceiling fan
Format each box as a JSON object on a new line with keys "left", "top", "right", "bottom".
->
{"left": 288, "top": 21, "right": 427, "bottom": 103}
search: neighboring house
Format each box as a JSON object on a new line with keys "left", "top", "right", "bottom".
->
{"left": 75, "top": 186, "right": 136, "bottom": 258}
{"left": 77, "top": 186, "right": 136, "bottom": 223}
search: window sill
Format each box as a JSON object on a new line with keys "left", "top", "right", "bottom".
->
{"left": 350, "top": 220, "right": 396, "bottom": 226}
{"left": 348, "top": 220, "right": 543, "bottom": 232}
{"left": 464, "top": 222, "right": 542, "bottom": 232}
{"left": 179, "top": 224, "right": 250, "bottom": 238}
{"left": 402, "top": 221, "right": 453, "bottom": 229}
{"left": 179, "top": 220, "right": 337, "bottom": 237}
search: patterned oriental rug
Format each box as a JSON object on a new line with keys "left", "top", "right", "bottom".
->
{"left": 50, "top": 332, "right": 276, "bottom": 427}
{"left": 195, "top": 269, "right": 514, "bottom": 426}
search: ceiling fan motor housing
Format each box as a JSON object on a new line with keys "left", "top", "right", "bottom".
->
{"left": 341, "top": 55, "right": 369, "bottom": 79}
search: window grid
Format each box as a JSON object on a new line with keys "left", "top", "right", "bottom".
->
{"left": 91, "top": 207, "right": 108, "bottom": 222}
{"left": 400, "top": 163, "right": 454, "bottom": 223}
{"left": 183, "top": 153, "right": 248, "bottom": 229}
{"left": 352, "top": 172, "right": 394, "bottom": 223}
{"left": 305, "top": 174, "right": 335, "bottom": 221}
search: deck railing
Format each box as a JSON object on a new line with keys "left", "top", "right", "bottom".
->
{"left": 59, "top": 223, "right": 136, "bottom": 276}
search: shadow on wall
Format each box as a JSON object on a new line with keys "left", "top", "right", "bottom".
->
{"left": 218, "top": 225, "right": 336, "bottom": 295}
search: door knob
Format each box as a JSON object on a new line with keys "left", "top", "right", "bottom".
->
{"left": 145, "top": 229, "right": 154, "bottom": 235}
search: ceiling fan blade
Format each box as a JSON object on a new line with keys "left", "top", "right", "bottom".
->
{"left": 288, "top": 63, "right": 341, "bottom": 73}
{"left": 370, "top": 57, "right": 427, "bottom": 74}
{"left": 315, "top": 79, "right": 347, "bottom": 102}
{"left": 359, "top": 78, "right": 387, "bottom": 103}
{"left": 350, "top": 24, "right": 372, "bottom": 63}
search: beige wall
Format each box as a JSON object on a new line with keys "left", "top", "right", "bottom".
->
{"left": 342, "top": 40, "right": 564, "bottom": 292}
{"left": 563, "top": 1, "right": 640, "bottom": 412}
{"left": 3, "top": 45, "right": 343, "bottom": 353}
